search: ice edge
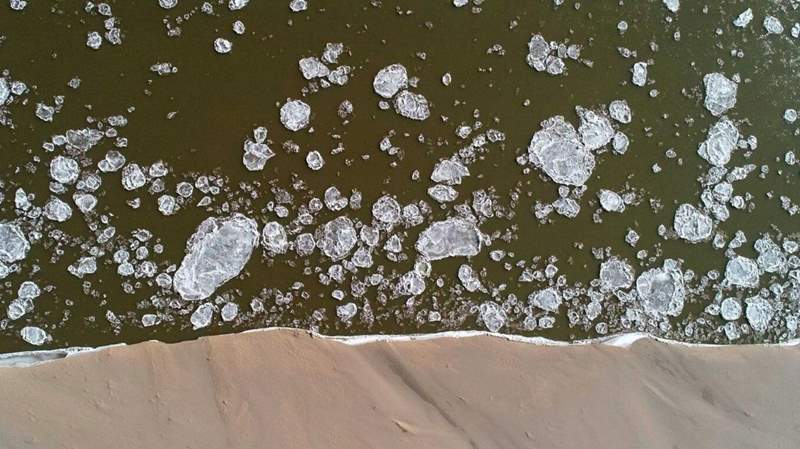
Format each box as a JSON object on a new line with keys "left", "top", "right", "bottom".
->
{"left": 1, "top": 327, "right": 798, "bottom": 368}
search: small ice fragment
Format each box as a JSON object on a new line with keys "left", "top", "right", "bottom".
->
{"left": 174, "top": 214, "right": 259, "bottom": 301}
{"left": 416, "top": 218, "right": 481, "bottom": 261}
{"left": 703, "top": 73, "right": 738, "bottom": 117}
{"left": 725, "top": 255, "right": 760, "bottom": 288}
{"left": 393, "top": 90, "right": 430, "bottom": 121}
{"left": 632, "top": 62, "right": 647, "bottom": 87}
{"left": 673, "top": 203, "right": 713, "bottom": 243}
{"left": 305, "top": 150, "right": 325, "bottom": 170}
{"left": 20, "top": 326, "right": 49, "bottom": 346}
{"left": 279, "top": 99, "right": 311, "bottom": 131}
{"left": 213, "top": 38, "right": 233, "bottom": 54}
{"left": 191, "top": 303, "right": 214, "bottom": 329}
{"left": 372, "top": 64, "right": 408, "bottom": 99}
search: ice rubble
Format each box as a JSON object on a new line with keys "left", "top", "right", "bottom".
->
{"left": 673, "top": 203, "right": 713, "bottom": 243}
{"left": 636, "top": 259, "right": 685, "bottom": 317}
{"left": 280, "top": 99, "right": 311, "bottom": 131}
{"left": 242, "top": 126, "right": 274, "bottom": 171}
{"left": 415, "top": 218, "right": 481, "bottom": 261}
{"left": 528, "top": 116, "right": 595, "bottom": 186}
{"left": 174, "top": 214, "right": 259, "bottom": 301}
{"left": 0, "top": 222, "right": 30, "bottom": 264}
{"left": 698, "top": 116, "right": 739, "bottom": 166}
{"left": 525, "top": 34, "right": 581, "bottom": 76}
{"left": 373, "top": 64, "right": 408, "bottom": 99}
{"left": 703, "top": 73, "right": 737, "bottom": 117}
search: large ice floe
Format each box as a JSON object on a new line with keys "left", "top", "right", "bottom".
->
{"left": 528, "top": 115, "right": 595, "bottom": 186}
{"left": 636, "top": 259, "right": 685, "bottom": 317}
{"left": 415, "top": 218, "right": 481, "bottom": 261}
{"left": 703, "top": 73, "right": 738, "bottom": 117}
{"left": 174, "top": 214, "right": 259, "bottom": 301}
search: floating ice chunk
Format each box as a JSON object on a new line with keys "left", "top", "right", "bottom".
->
{"left": 720, "top": 297, "right": 742, "bottom": 321}
{"left": 242, "top": 139, "right": 274, "bottom": 171}
{"left": 745, "top": 297, "right": 773, "bottom": 332}
{"left": 280, "top": 99, "right": 311, "bottom": 131}
{"left": 298, "top": 57, "right": 330, "bottom": 80}
{"left": 305, "top": 150, "right": 324, "bottom": 170}
{"left": 121, "top": 163, "right": 147, "bottom": 190}
{"left": 159, "top": 0, "right": 178, "bottom": 9}
{"left": 289, "top": 0, "right": 307, "bottom": 12}
{"left": 698, "top": 116, "right": 739, "bottom": 166}
{"left": 9, "top": 0, "right": 27, "bottom": 10}
{"left": 372, "top": 195, "right": 402, "bottom": 224}
{"left": 322, "top": 42, "right": 344, "bottom": 64}
{"left": 577, "top": 106, "right": 614, "bottom": 150}
{"left": 636, "top": 259, "right": 685, "bottom": 317}
{"left": 261, "top": 221, "right": 288, "bottom": 255}
{"left": 295, "top": 232, "right": 316, "bottom": 256}
{"left": 428, "top": 184, "right": 458, "bottom": 203}
{"left": 529, "top": 287, "right": 562, "bottom": 312}
{"left": 598, "top": 189, "right": 625, "bottom": 212}
{"left": 733, "top": 8, "right": 753, "bottom": 28}
{"left": 221, "top": 302, "right": 238, "bottom": 322}
{"left": 458, "top": 264, "right": 482, "bottom": 292}
{"left": 394, "top": 90, "right": 430, "bottom": 121}
{"left": 43, "top": 197, "right": 73, "bottom": 222}
{"left": 20, "top": 326, "right": 49, "bottom": 346}
{"left": 86, "top": 31, "right": 103, "bottom": 50}
{"left": 174, "top": 214, "right": 259, "bottom": 301}
{"left": 416, "top": 218, "right": 481, "bottom": 261}
{"left": 612, "top": 131, "right": 629, "bottom": 154}
{"left": 784, "top": 109, "right": 797, "bottom": 124}
{"left": 0, "top": 222, "right": 29, "bottom": 263}
{"left": 98, "top": 150, "right": 126, "bottom": 172}
{"left": 337, "top": 302, "right": 357, "bottom": 322}
{"left": 599, "top": 257, "right": 634, "bottom": 291}
{"left": 431, "top": 159, "right": 469, "bottom": 185}
{"left": 453, "top": 0, "right": 468, "bottom": 6}
{"left": 0, "top": 78, "right": 9, "bottom": 104}
{"left": 18, "top": 281, "right": 40, "bottom": 299}
{"left": 703, "top": 73, "right": 737, "bottom": 117}
{"left": 158, "top": 194, "right": 177, "bottom": 216}
{"left": 228, "top": 0, "right": 249, "bottom": 10}
{"left": 528, "top": 116, "right": 595, "bottom": 186}
{"left": 320, "top": 216, "right": 357, "bottom": 261}
{"left": 479, "top": 301, "right": 506, "bottom": 332}
{"left": 763, "top": 16, "right": 784, "bottom": 34}
{"left": 632, "top": 62, "right": 647, "bottom": 87}
{"left": 68, "top": 256, "right": 96, "bottom": 278}
{"left": 7, "top": 298, "right": 31, "bottom": 320}
{"left": 673, "top": 203, "right": 713, "bottom": 243}
{"left": 49, "top": 156, "right": 80, "bottom": 185}
{"left": 214, "top": 38, "right": 233, "bottom": 54}
{"left": 725, "top": 255, "right": 760, "bottom": 288}
{"left": 324, "top": 187, "right": 348, "bottom": 211}
{"left": 608, "top": 100, "right": 632, "bottom": 124}
{"left": 662, "top": 0, "right": 679, "bottom": 13}
{"left": 372, "top": 64, "right": 408, "bottom": 99}
{"left": 755, "top": 236, "right": 786, "bottom": 273}
{"left": 395, "top": 271, "right": 426, "bottom": 296}
{"left": 191, "top": 303, "right": 214, "bottom": 329}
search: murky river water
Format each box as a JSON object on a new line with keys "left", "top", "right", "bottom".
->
{"left": 0, "top": 0, "right": 798, "bottom": 352}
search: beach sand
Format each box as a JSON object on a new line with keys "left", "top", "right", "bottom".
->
{"left": 0, "top": 329, "right": 797, "bottom": 449}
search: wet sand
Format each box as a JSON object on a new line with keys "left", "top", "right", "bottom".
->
{"left": 0, "top": 329, "right": 798, "bottom": 449}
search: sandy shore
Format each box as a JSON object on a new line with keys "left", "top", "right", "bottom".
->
{"left": 0, "top": 329, "right": 798, "bottom": 449}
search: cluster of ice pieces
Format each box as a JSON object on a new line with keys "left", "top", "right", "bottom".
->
{"left": 525, "top": 34, "right": 582, "bottom": 76}
{"left": 373, "top": 64, "right": 430, "bottom": 121}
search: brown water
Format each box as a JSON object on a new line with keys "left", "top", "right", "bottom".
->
{"left": 0, "top": 0, "right": 798, "bottom": 352}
